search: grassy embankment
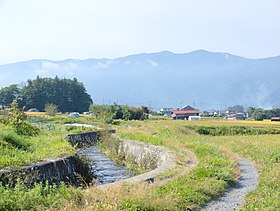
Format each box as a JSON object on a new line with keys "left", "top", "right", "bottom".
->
{"left": 0, "top": 114, "right": 81, "bottom": 210}
{"left": 0, "top": 124, "right": 75, "bottom": 169}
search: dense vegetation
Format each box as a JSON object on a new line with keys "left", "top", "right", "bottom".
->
{"left": 0, "top": 76, "right": 92, "bottom": 112}
{"left": 89, "top": 103, "right": 149, "bottom": 123}
{"left": 250, "top": 107, "right": 280, "bottom": 120}
{"left": 184, "top": 125, "right": 280, "bottom": 136}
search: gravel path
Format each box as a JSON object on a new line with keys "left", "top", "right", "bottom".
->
{"left": 201, "top": 158, "right": 258, "bottom": 211}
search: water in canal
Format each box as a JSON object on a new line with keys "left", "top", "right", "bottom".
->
{"left": 78, "top": 145, "right": 133, "bottom": 185}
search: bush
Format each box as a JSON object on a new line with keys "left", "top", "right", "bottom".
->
{"left": 45, "top": 103, "right": 59, "bottom": 116}
{"left": 89, "top": 103, "right": 149, "bottom": 124}
{"left": 3, "top": 99, "right": 40, "bottom": 136}
{"left": 15, "top": 122, "right": 40, "bottom": 136}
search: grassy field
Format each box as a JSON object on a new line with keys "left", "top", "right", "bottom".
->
{"left": 1, "top": 115, "right": 280, "bottom": 210}
{"left": 109, "top": 119, "right": 280, "bottom": 210}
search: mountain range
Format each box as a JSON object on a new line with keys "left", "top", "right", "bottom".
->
{"left": 0, "top": 50, "right": 279, "bottom": 110}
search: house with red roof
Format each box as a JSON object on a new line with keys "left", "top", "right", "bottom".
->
{"left": 171, "top": 105, "right": 200, "bottom": 120}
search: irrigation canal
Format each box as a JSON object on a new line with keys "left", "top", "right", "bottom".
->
{"left": 78, "top": 146, "right": 133, "bottom": 185}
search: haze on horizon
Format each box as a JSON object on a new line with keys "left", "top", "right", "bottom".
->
{"left": 0, "top": 0, "right": 280, "bottom": 65}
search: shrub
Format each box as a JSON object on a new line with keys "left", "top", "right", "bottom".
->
{"left": 89, "top": 103, "right": 149, "bottom": 124}
{"left": 1, "top": 99, "right": 40, "bottom": 136}
{"left": 45, "top": 103, "right": 59, "bottom": 116}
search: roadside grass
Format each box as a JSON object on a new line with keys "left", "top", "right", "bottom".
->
{"left": 210, "top": 134, "right": 280, "bottom": 210}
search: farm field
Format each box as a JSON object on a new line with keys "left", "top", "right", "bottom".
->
{"left": 1, "top": 115, "right": 280, "bottom": 210}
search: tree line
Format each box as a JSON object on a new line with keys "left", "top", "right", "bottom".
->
{"left": 89, "top": 103, "right": 149, "bottom": 124}
{"left": 0, "top": 76, "right": 92, "bottom": 113}
{"left": 247, "top": 107, "right": 280, "bottom": 121}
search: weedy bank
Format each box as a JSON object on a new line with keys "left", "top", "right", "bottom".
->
{"left": 0, "top": 107, "right": 82, "bottom": 210}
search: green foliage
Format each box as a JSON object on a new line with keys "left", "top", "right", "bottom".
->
{"left": 0, "top": 129, "right": 30, "bottom": 150}
{"left": 45, "top": 103, "right": 59, "bottom": 116}
{"left": 156, "top": 144, "right": 234, "bottom": 210}
{"left": 97, "top": 135, "right": 125, "bottom": 164}
{"left": 89, "top": 103, "right": 149, "bottom": 124}
{"left": 0, "top": 84, "right": 22, "bottom": 108}
{"left": 184, "top": 125, "right": 280, "bottom": 136}
{"left": 117, "top": 131, "right": 163, "bottom": 146}
{"left": 16, "top": 121, "right": 40, "bottom": 136}
{"left": 9, "top": 98, "right": 27, "bottom": 127}
{"left": 20, "top": 76, "right": 92, "bottom": 112}
{"left": 0, "top": 99, "right": 40, "bottom": 136}
{"left": 246, "top": 107, "right": 280, "bottom": 120}
{"left": 252, "top": 108, "right": 266, "bottom": 121}
{"left": 0, "top": 181, "right": 82, "bottom": 210}
{"left": 0, "top": 124, "right": 75, "bottom": 169}
{"left": 98, "top": 136, "right": 157, "bottom": 174}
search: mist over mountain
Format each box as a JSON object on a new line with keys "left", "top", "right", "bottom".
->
{"left": 0, "top": 50, "right": 279, "bottom": 110}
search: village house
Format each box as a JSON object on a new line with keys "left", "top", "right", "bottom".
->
{"left": 271, "top": 117, "right": 280, "bottom": 121}
{"left": 171, "top": 105, "right": 200, "bottom": 120}
{"left": 225, "top": 113, "right": 245, "bottom": 120}
{"left": 158, "top": 108, "right": 174, "bottom": 116}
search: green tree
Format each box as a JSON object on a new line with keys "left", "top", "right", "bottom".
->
{"left": 246, "top": 107, "right": 256, "bottom": 118}
{"left": 21, "top": 76, "right": 92, "bottom": 112}
{"left": 89, "top": 104, "right": 149, "bottom": 123}
{"left": 252, "top": 108, "right": 266, "bottom": 121}
{"left": 268, "top": 108, "right": 280, "bottom": 118}
{"left": 0, "top": 84, "right": 21, "bottom": 108}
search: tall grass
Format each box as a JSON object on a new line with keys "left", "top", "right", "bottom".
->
{"left": 0, "top": 181, "right": 83, "bottom": 210}
{"left": 0, "top": 124, "right": 75, "bottom": 169}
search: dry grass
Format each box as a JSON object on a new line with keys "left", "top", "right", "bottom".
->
{"left": 25, "top": 111, "right": 46, "bottom": 116}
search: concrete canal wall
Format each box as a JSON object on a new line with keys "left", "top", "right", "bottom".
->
{"left": 0, "top": 130, "right": 175, "bottom": 187}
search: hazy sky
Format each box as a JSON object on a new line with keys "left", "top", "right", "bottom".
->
{"left": 0, "top": 0, "right": 280, "bottom": 64}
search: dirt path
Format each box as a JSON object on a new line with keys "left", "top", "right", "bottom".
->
{"left": 201, "top": 158, "right": 258, "bottom": 211}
